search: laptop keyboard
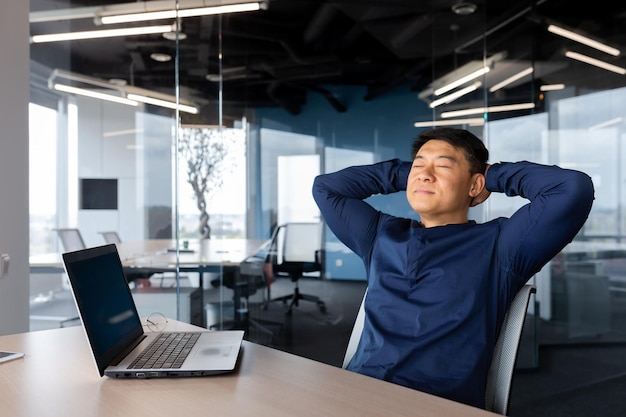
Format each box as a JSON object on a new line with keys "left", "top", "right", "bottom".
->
{"left": 129, "top": 332, "right": 201, "bottom": 369}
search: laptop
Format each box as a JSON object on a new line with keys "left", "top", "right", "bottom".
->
{"left": 62, "top": 243, "right": 244, "bottom": 379}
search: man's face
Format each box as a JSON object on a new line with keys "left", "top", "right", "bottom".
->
{"left": 406, "top": 139, "right": 478, "bottom": 227}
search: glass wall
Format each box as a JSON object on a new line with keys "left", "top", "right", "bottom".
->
{"left": 28, "top": 0, "right": 626, "bottom": 413}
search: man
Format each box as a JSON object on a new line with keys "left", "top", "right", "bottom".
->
{"left": 312, "top": 127, "right": 594, "bottom": 408}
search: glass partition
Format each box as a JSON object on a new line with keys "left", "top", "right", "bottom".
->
{"left": 28, "top": 0, "right": 626, "bottom": 413}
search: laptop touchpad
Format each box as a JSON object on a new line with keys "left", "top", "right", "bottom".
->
{"left": 196, "top": 346, "right": 233, "bottom": 357}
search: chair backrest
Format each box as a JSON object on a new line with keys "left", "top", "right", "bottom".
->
{"left": 236, "top": 255, "right": 267, "bottom": 296}
{"left": 342, "top": 284, "right": 536, "bottom": 415}
{"left": 342, "top": 288, "right": 367, "bottom": 368}
{"left": 273, "top": 222, "right": 323, "bottom": 264}
{"left": 55, "top": 228, "right": 86, "bottom": 252}
{"left": 485, "top": 284, "right": 536, "bottom": 415}
{"left": 99, "top": 231, "right": 122, "bottom": 244}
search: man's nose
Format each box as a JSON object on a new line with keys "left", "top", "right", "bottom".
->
{"left": 417, "top": 167, "right": 434, "bottom": 181}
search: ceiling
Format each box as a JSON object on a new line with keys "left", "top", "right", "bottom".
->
{"left": 29, "top": 0, "right": 626, "bottom": 122}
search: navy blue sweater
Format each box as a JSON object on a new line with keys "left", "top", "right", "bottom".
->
{"left": 312, "top": 159, "right": 594, "bottom": 408}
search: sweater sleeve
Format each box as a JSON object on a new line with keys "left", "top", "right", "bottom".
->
{"left": 486, "top": 161, "right": 595, "bottom": 282}
{"left": 312, "top": 159, "right": 411, "bottom": 258}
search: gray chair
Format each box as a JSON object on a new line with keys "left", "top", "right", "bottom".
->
{"left": 53, "top": 228, "right": 86, "bottom": 326}
{"left": 343, "top": 284, "right": 536, "bottom": 416}
{"left": 485, "top": 284, "right": 536, "bottom": 415}
{"left": 55, "top": 228, "right": 86, "bottom": 252}
{"left": 97, "top": 231, "right": 153, "bottom": 287}
{"left": 98, "top": 231, "right": 122, "bottom": 244}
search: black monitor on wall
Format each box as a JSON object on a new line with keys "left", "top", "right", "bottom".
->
{"left": 80, "top": 178, "right": 118, "bottom": 210}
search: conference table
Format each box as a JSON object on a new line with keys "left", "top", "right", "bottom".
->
{"left": 29, "top": 238, "right": 268, "bottom": 274}
{"left": 29, "top": 238, "right": 269, "bottom": 327}
{"left": 0, "top": 319, "right": 497, "bottom": 417}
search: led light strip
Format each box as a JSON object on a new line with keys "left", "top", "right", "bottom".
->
{"left": 434, "top": 67, "right": 490, "bottom": 96}
{"left": 413, "top": 118, "right": 485, "bottom": 128}
{"left": 540, "top": 84, "right": 565, "bottom": 91}
{"left": 489, "top": 67, "right": 533, "bottom": 93}
{"left": 565, "top": 51, "right": 626, "bottom": 75}
{"left": 548, "top": 25, "right": 620, "bottom": 56}
{"left": 430, "top": 82, "right": 481, "bottom": 108}
{"left": 31, "top": 24, "right": 174, "bottom": 43}
{"left": 53, "top": 84, "right": 139, "bottom": 106}
{"left": 99, "top": 2, "right": 262, "bottom": 24}
{"left": 127, "top": 94, "right": 199, "bottom": 114}
{"left": 441, "top": 102, "right": 535, "bottom": 118}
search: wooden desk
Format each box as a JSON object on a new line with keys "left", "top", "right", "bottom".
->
{"left": 0, "top": 321, "right": 496, "bottom": 417}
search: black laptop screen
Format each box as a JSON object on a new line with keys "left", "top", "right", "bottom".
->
{"left": 62, "top": 244, "right": 144, "bottom": 376}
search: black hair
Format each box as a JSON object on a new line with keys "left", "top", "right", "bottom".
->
{"left": 411, "top": 127, "right": 489, "bottom": 175}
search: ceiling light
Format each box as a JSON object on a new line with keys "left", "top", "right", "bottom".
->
{"left": 489, "top": 67, "right": 533, "bottom": 92}
{"left": 540, "top": 84, "right": 565, "bottom": 91}
{"left": 434, "top": 66, "right": 490, "bottom": 96}
{"left": 430, "top": 82, "right": 481, "bottom": 108}
{"left": 103, "top": 128, "right": 145, "bottom": 138}
{"left": 548, "top": 24, "right": 620, "bottom": 56}
{"left": 163, "top": 31, "right": 187, "bottom": 41}
{"left": 414, "top": 118, "right": 485, "bottom": 128}
{"left": 30, "top": 6, "right": 101, "bottom": 23}
{"left": 441, "top": 102, "right": 535, "bottom": 118}
{"left": 150, "top": 52, "right": 172, "bottom": 62}
{"left": 53, "top": 84, "right": 139, "bottom": 106}
{"left": 451, "top": 2, "right": 477, "bottom": 15}
{"left": 126, "top": 94, "right": 198, "bottom": 114}
{"left": 565, "top": 51, "right": 626, "bottom": 75}
{"left": 49, "top": 69, "right": 200, "bottom": 114}
{"left": 30, "top": 24, "right": 174, "bottom": 43}
{"left": 96, "top": 1, "right": 266, "bottom": 25}
{"left": 588, "top": 117, "right": 623, "bottom": 131}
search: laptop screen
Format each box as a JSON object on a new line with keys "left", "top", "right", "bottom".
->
{"left": 62, "top": 244, "right": 144, "bottom": 376}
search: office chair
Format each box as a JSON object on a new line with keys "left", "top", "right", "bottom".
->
{"left": 210, "top": 254, "right": 282, "bottom": 344}
{"left": 97, "top": 231, "right": 153, "bottom": 287}
{"left": 343, "top": 284, "right": 536, "bottom": 416}
{"left": 265, "top": 222, "right": 327, "bottom": 316}
{"left": 55, "top": 228, "right": 87, "bottom": 252}
{"left": 53, "top": 228, "right": 86, "bottom": 327}
{"left": 98, "top": 231, "right": 122, "bottom": 244}
{"left": 485, "top": 284, "right": 536, "bottom": 415}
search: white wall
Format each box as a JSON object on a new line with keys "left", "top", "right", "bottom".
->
{"left": 0, "top": 0, "right": 30, "bottom": 335}
{"left": 76, "top": 97, "right": 139, "bottom": 247}
{"left": 74, "top": 98, "right": 174, "bottom": 247}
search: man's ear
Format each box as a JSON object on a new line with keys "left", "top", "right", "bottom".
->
{"left": 469, "top": 173, "right": 485, "bottom": 198}
{"left": 469, "top": 173, "right": 490, "bottom": 207}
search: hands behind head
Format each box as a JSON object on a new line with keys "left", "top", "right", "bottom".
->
{"left": 470, "top": 165, "right": 491, "bottom": 207}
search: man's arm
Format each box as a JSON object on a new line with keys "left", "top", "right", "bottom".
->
{"left": 312, "top": 159, "right": 411, "bottom": 258}
{"left": 487, "top": 161, "right": 594, "bottom": 281}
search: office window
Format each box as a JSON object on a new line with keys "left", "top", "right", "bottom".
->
{"left": 177, "top": 126, "right": 246, "bottom": 239}
{"left": 29, "top": 103, "right": 57, "bottom": 255}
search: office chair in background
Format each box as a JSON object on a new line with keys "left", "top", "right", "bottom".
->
{"left": 53, "top": 228, "right": 86, "bottom": 326}
{"left": 98, "top": 231, "right": 122, "bottom": 244}
{"left": 343, "top": 284, "right": 536, "bottom": 416}
{"left": 55, "top": 228, "right": 86, "bottom": 252}
{"left": 211, "top": 254, "right": 283, "bottom": 344}
{"left": 265, "top": 222, "right": 327, "bottom": 316}
{"left": 98, "top": 230, "right": 153, "bottom": 287}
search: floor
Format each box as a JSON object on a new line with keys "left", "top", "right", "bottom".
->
{"left": 29, "top": 273, "right": 626, "bottom": 417}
